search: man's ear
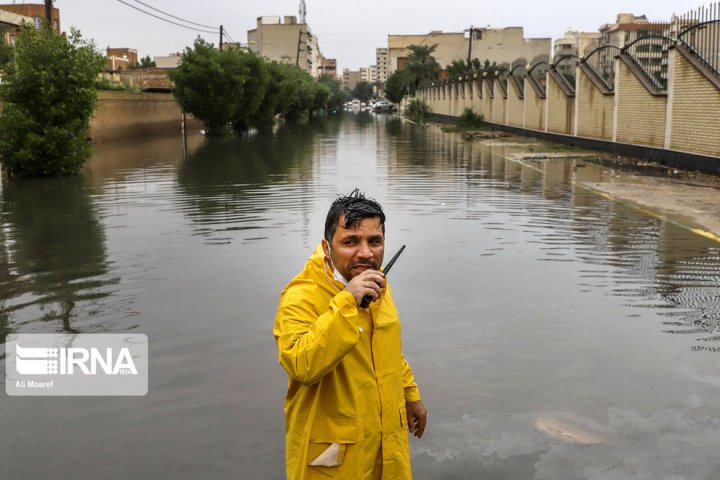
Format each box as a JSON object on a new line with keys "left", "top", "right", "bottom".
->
{"left": 321, "top": 239, "right": 330, "bottom": 257}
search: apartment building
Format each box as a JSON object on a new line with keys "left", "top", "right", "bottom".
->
{"left": 319, "top": 57, "right": 337, "bottom": 78}
{"left": 376, "top": 47, "right": 388, "bottom": 83}
{"left": 341, "top": 69, "right": 363, "bottom": 91}
{"left": 247, "top": 15, "right": 323, "bottom": 77}
{"left": 553, "top": 30, "right": 601, "bottom": 77}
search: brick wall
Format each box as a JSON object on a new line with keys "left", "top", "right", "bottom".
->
{"left": 506, "top": 81, "right": 523, "bottom": 126}
{"left": 491, "top": 79, "right": 506, "bottom": 124}
{"left": 615, "top": 61, "right": 667, "bottom": 147}
{"left": 668, "top": 49, "right": 720, "bottom": 157}
{"left": 481, "top": 80, "right": 493, "bottom": 121}
{"left": 575, "top": 68, "right": 614, "bottom": 140}
{"left": 546, "top": 75, "right": 574, "bottom": 134}
{"left": 523, "top": 80, "right": 545, "bottom": 131}
{"left": 91, "top": 91, "right": 202, "bottom": 142}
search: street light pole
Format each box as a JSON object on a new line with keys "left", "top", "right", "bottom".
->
{"left": 219, "top": 25, "right": 224, "bottom": 51}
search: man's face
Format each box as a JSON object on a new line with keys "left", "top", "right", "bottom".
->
{"left": 323, "top": 215, "right": 385, "bottom": 281}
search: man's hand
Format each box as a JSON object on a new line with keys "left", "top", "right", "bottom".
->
{"left": 345, "top": 269, "right": 385, "bottom": 307}
{"left": 406, "top": 400, "right": 428, "bottom": 438}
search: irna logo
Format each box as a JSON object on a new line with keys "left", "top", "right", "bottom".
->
{"left": 15, "top": 344, "right": 138, "bottom": 376}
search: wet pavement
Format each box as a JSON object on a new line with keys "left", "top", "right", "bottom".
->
{"left": 1, "top": 113, "right": 719, "bottom": 479}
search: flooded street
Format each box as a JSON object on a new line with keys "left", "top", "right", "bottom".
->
{"left": 2, "top": 113, "right": 720, "bottom": 479}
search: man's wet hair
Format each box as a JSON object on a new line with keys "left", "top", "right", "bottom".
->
{"left": 324, "top": 189, "right": 386, "bottom": 242}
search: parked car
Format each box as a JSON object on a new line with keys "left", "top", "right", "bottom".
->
{"left": 373, "top": 100, "right": 393, "bottom": 113}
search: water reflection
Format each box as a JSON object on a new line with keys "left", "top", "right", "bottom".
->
{"left": 175, "top": 120, "right": 330, "bottom": 244}
{"left": 0, "top": 177, "right": 113, "bottom": 335}
{"left": 1, "top": 116, "right": 719, "bottom": 479}
{"left": 383, "top": 123, "right": 720, "bottom": 352}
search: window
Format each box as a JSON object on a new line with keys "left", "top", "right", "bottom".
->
{"left": 33, "top": 16, "right": 41, "bottom": 30}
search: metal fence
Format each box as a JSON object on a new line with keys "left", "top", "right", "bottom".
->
{"left": 676, "top": 2, "right": 720, "bottom": 79}
{"left": 621, "top": 23, "right": 674, "bottom": 91}
{"left": 582, "top": 36, "right": 621, "bottom": 89}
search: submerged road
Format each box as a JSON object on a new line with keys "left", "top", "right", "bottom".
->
{"left": 1, "top": 113, "right": 719, "bottom": 479}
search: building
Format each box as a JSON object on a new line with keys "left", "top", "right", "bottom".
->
{"left": 597, "top": 13, "right": 672, "bottom": 86}
{"left": 553, "top": 30, "right": 601, "bottom": 77}
{"left": 366, "top": 65, "right": 378, "bottom": 83}
{"left": 376, "top": 48, "right": 388, "bottom": 83}
{"left": 387, "top": 27, "right": 551, "bottom": 75}
{"left": 0, "top": 3, "right": 60, "bottom": 45}
{"left": 106, "top": 47, "right": 138, "bottom": 71}
{"left": 247, "top": 15, "right": 323, "bottom": 77}
{"left": 319, "top": 57, "right": 337, "bottom": 77}
{"left": 154, "top": 54, "right": 181, "bottom": 69}
{"left": 341, "top": 69, "right": 363, "bottom": 91}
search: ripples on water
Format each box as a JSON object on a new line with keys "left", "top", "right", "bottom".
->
{"left": 1, "top": 113, "right": 719, "bottom": 479}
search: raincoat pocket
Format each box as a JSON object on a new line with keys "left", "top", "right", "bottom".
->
{"left": 308, "top": 416, "right": 363, "bottom": 468}
{"left": 399, "top": 405, "right": 408, "bottom": 428}
{"left": 309, "top": 415, "right": 364, "bottom": 444}
{"left": 308, "top": 442, "right": 345, "bottom": 467}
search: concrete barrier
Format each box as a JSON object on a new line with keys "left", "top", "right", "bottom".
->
{"left": 90, "top": 91, "right": 202, "bottom": 143}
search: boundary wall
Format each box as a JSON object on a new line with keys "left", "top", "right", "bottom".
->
{"left": 417, "top": 49, "right": 720, "bottom": 174}
{"left": 91, "top": 91, "right": 202, "bottom": 143}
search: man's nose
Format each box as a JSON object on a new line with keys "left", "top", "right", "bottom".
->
{"left": 357, "top": 242, "right": 373, "bottom": 258}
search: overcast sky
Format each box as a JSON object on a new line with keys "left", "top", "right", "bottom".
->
{"left": 51, "top": 0, "right": 709, "bottom": 70}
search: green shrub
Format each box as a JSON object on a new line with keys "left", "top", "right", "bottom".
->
{"left": 405, "top": 99, "right": 431, "bottom": 119}
{"left": 0, "top": 25, "right": 104, "bottom": 176}
{"left": 456, "top": 108, "right": 484, "bottom": 128}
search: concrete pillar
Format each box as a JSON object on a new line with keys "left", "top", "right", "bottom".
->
{"left": 664, "top": 47, "right": 676, "bottom": 150}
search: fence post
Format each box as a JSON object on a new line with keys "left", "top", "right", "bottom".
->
{"left": 664, "top": 47, "right": 677, "bottom": 150}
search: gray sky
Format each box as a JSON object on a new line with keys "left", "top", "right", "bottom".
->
{"left": 53, "top": 0, "right": 709, "bottom": 70}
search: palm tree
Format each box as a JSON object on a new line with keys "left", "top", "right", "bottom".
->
{"left": 406, "top": 44, "right": 440, "bottom": 88}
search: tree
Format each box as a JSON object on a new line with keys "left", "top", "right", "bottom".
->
{"left": 385, "top": 70, "right": 413, "bottom": 104}
{"left": 0, "top": 43, "right": 13, "bottom": 69}
{"left": 170, "top": 38, "right": 270, "bottom": 136}
{"left": 351, "top": 80, "right": 373, "bottom": 103}
{"left": 0, "top": 24, "right": 105, "bottom": 176}
{"left": 405, "top": 44, "right": 440, "bottom": 87}
{"left": 318, "top": 74, "right": 346, "bottom": 110}
{"left": 229, "top": 49, "right": 269, "bottom": 133}
{"left": 138, "top": 55, "right": 155, "bottom": 68}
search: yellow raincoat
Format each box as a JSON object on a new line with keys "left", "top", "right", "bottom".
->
{"left": 274, "top": 245, "right": 421, "bottom": 480}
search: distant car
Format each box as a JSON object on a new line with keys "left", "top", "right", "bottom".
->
{"left": 373, "top": 100, "right": 393, "bottom": 113}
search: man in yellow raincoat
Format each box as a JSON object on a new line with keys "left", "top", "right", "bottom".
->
{"left": 274, "top": 189, "right": 427, "bottom": 480}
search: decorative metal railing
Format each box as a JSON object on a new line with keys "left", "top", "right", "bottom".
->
{"left": 552, "top": 54, "right": 581, "bottom": 92}
{"left": 676, "top": 2, "right": 720, "bottom": 79}
{"left": 581, "top": 43, "right": 621, "bottom": 90}
{"left": 420, "top": 3, "right": 720, "bottom": 97}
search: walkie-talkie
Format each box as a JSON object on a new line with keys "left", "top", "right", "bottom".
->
{"left": 360, "top": 245, "right": 406, "bottom": 308}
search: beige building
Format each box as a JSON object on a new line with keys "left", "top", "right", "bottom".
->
{"left": 247, "top": 15, "right": 323, "bottom": 77}
{"left": 387, "top": 27, "right": 551, "bottom": 75}
{"left": 376, "top": 47, "right": 389, "bottom": 83}
{"left": 341, "top": 69, "right": 363, "bottom": 91}
{"left": 553, "top": 30, "right": 601, "bottom": 77}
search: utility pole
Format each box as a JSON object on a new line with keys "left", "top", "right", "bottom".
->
{"left": 45, "top": 0, "right": 53, "bottom": 29}
{"left": 296, "top": 29, "right": 302, "bottom": 66}
{"left": 219, "top": 25, "right": 224, "bottom": 51}
{"left": 466, "top": 25, "right": 474, "bottom": 68}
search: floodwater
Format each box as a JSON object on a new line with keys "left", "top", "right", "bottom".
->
{"left": 1, "top": 113, "right": 720, "bottom": 480}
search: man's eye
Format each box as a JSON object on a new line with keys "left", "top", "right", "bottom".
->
{"left": 344, "top": 240, "right": 356, "bottom": 246}
{"left": 370, "top": 239, "right": 382, "bottom": 246}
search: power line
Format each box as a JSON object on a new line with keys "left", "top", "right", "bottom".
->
{"left": 127, "top": 0, "right": 218, "bottom": 30}
{"left": 116, "top": 0, "right": 218, "bottom": 34}
{"left": 223, "top": 29, "right": 236, "bottom": 44}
